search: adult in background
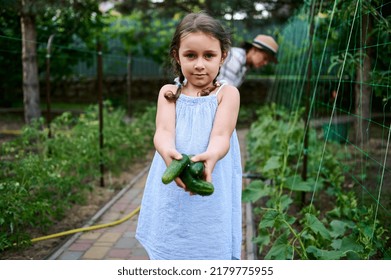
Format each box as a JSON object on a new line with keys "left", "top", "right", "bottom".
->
{"left": 217, "top": 34, "right": 279, "bottom": 87}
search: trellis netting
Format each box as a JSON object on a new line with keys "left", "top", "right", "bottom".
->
{"left": 251, "top": 0, "right": 390, "bottom": 259}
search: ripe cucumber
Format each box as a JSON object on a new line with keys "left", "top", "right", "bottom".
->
{"left": 161, "top": 154, "right": 190, "bottom": 184}
{"left": 180, "top": 166, "right": 214, "bottom": 196}
{"left": 189, "top": 161, "right": 205, "bottom": 179}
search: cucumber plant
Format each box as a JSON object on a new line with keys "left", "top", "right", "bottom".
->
{"left": 243, "top": 104, "right": 389, "bottom": 259}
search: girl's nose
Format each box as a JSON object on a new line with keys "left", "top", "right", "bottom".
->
{"left": 194, "top": 58, "right": 205, "bottom": 70}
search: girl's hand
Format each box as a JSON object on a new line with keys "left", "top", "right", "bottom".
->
{"left": 160, "top": 149, "right": 187, "bottom": 189}
{"left": 161, "top": 149, "right": 194, "bottom": 192}
{"left": 190, "top": 152, "right": 218, "bottom": 183}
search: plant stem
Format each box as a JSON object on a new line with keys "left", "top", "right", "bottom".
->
{"left": 283, "top": 219, "right": 309, "bottom": 259}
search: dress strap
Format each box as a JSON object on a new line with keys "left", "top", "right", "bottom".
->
{"left": 215, "top": 83, "right": 227, "bottom": 97}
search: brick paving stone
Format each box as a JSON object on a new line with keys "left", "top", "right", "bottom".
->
{"left": 79, "top": 232, "right": 102, "bottom": 240}
{"left": 99, "top": 213, "right": 122, "bottom": 223}
{"left": 111, "top": 203, "right": 128, "bottom": 212}
{"left": 128, "top": 255, "right": 149, "bottom": 260}
{"left": 125, "top": 223, "right": 137, "bottom": 232}
{"left": 106, "top": 225, "right": 129, "bottom": 233}
{"left": 107, "top": 248, "right": 132, "bottom": 259}
{"left": 114, "top": 237, "right": 138, "bottom": 249}
{"left": 128, "top": 247, "right": 148, "bottom": 258}
{"left": 125, "top": 188, "right": 140, "bottom": 196}
{"left": 97, "top": 232, "right": 122, "bottom": 243}
{"left": 82, "top": 246, "right": 110, "bottom": 259}
{"left": 72, "top": 238, "right": 95, "bottom": 245}
{"left": 122, "top": 231, "right": 136, "bottom": 238}
{"left": 95, "top": 242, "right": 114, "bottom": 247}
{"left": 68, "top": 242, "right": 93, "bottom": 252}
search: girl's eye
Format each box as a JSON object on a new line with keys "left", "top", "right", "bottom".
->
{"left": 185, "top": 53, "right": 196, "bottom": 58}
{"left": 204, "top": 53, "right": 216, "bottom": 59}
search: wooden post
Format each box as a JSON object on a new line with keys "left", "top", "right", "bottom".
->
{"left": 354, "top": 1, "right": 372, "bottom": 145}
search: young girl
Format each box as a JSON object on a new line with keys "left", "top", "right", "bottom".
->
{"left": 135, "top": 12, "right": 242, "bottom": 260}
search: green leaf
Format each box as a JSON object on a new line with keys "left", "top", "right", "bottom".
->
{"left": 330, "top": 220, "right": 348, "bottom": 237}
{"left": 262, "top": 156, "right": 281, "bottom": 173}
{"left": 327, "top": 206, "right": 341, "bottom": 218}
{"left": 305, "top": 213, "right": 331, "bottom": 240}
{"left": 284, "top": 175, "right": 322, "bottom": 192}
{"left": 242, "top": 180, "right": 270, "bottom": 203}
{"left": 253, "top": 229, "right": 271, "bottom": 253}
{"left": 331, "top": 239, "right": 342, "bottom": 250}
{"left": 339, "top": 236, "right": 364, "bottom": 253}
{"left": 265, "top": 232, "right": 293, "bottom": 260}
{"left": 279, "top": 194, "right": 293, "bottom": 212}
{"left": 259, "top": 210, "right": 280, "bottom": 228}
{"left": 307, "top": 246, "right": 346, "bottom": 260}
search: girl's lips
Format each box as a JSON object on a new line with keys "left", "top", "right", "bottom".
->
{"left": 194, "top": 73, "right": 206, "bottom": 76}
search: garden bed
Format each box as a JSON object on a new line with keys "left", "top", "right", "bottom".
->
{"left": 0, "top": 114, "right": 153, "bottom": 260}
{"left": 0, "top": 105, "right": 156, "bottom": 259}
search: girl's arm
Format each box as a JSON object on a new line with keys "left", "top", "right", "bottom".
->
{"left": 154, "top": 84, "right": 183, "bottom": 165}
{"left": 191, "top": 85, "right": 240, "bottom": 182}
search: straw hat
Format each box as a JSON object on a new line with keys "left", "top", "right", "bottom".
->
{"left": 250, "top": 34, "right": 279, "bottom": 63}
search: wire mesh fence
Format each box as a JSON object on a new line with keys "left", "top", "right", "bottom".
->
{"left": 252, "top": 0, "right": 390, "bottom": 258}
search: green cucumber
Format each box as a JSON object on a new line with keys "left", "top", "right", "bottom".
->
{"left": 180, "top": 166, "right": 214, "bottom": 196}
{"left": 189, "top": 161, "right": 205, "bottom": 179}
{"left": 161, "top": 154, "right": 190, "bottom": 184}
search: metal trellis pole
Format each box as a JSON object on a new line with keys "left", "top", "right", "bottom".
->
{"left": 301, "top": 0, "right": 316, "bottom": 206}
{"left": 46, "top": 34, "right": 55, "bottom": 139}
{"left": 97, "top": 42, "right": 104, "bottom": 187}
{"left": 127, "top": 51, "right": 132, "bottom": 116}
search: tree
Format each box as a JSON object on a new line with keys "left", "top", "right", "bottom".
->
{"left": 354, "top": 6, "right": 371, "bottom": 144}
{"left": 0, "top": 0, "right": 104, "bottom": 124}
{"left": 20, "top": 0, "right": 41, "bottom": 124}
{"left": 112, "top": 0, "right": 304, "bottom": 25}
{"left": 0, "top": 2, "right": 23, "bottom": 107}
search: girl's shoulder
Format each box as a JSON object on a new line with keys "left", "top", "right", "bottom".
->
{"left": 218, "top": 83, "right": 239, "bottom": 97}
{"left": 157, "top": 84, "right": 178, "bottom": 101}
{"left": 159, "top": 84, "right": 177, "bottom": 94}
{"left": 216, "top": 83, "right": 240, "bottom": 104}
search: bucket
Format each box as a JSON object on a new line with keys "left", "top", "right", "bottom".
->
{"left": 323, "top": 122, "right": 349, "bottom": 143}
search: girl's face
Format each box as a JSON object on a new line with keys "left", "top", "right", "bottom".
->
{"left": 177, "top": 31, "right": 224, "bottom": 89}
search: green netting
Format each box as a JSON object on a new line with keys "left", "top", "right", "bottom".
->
{"left": 260, "top": 0, "right": 390, "bottom": 259}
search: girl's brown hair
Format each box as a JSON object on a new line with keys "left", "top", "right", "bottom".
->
{"left": 165, "top": 12, "right": 231, "bottom": 101}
